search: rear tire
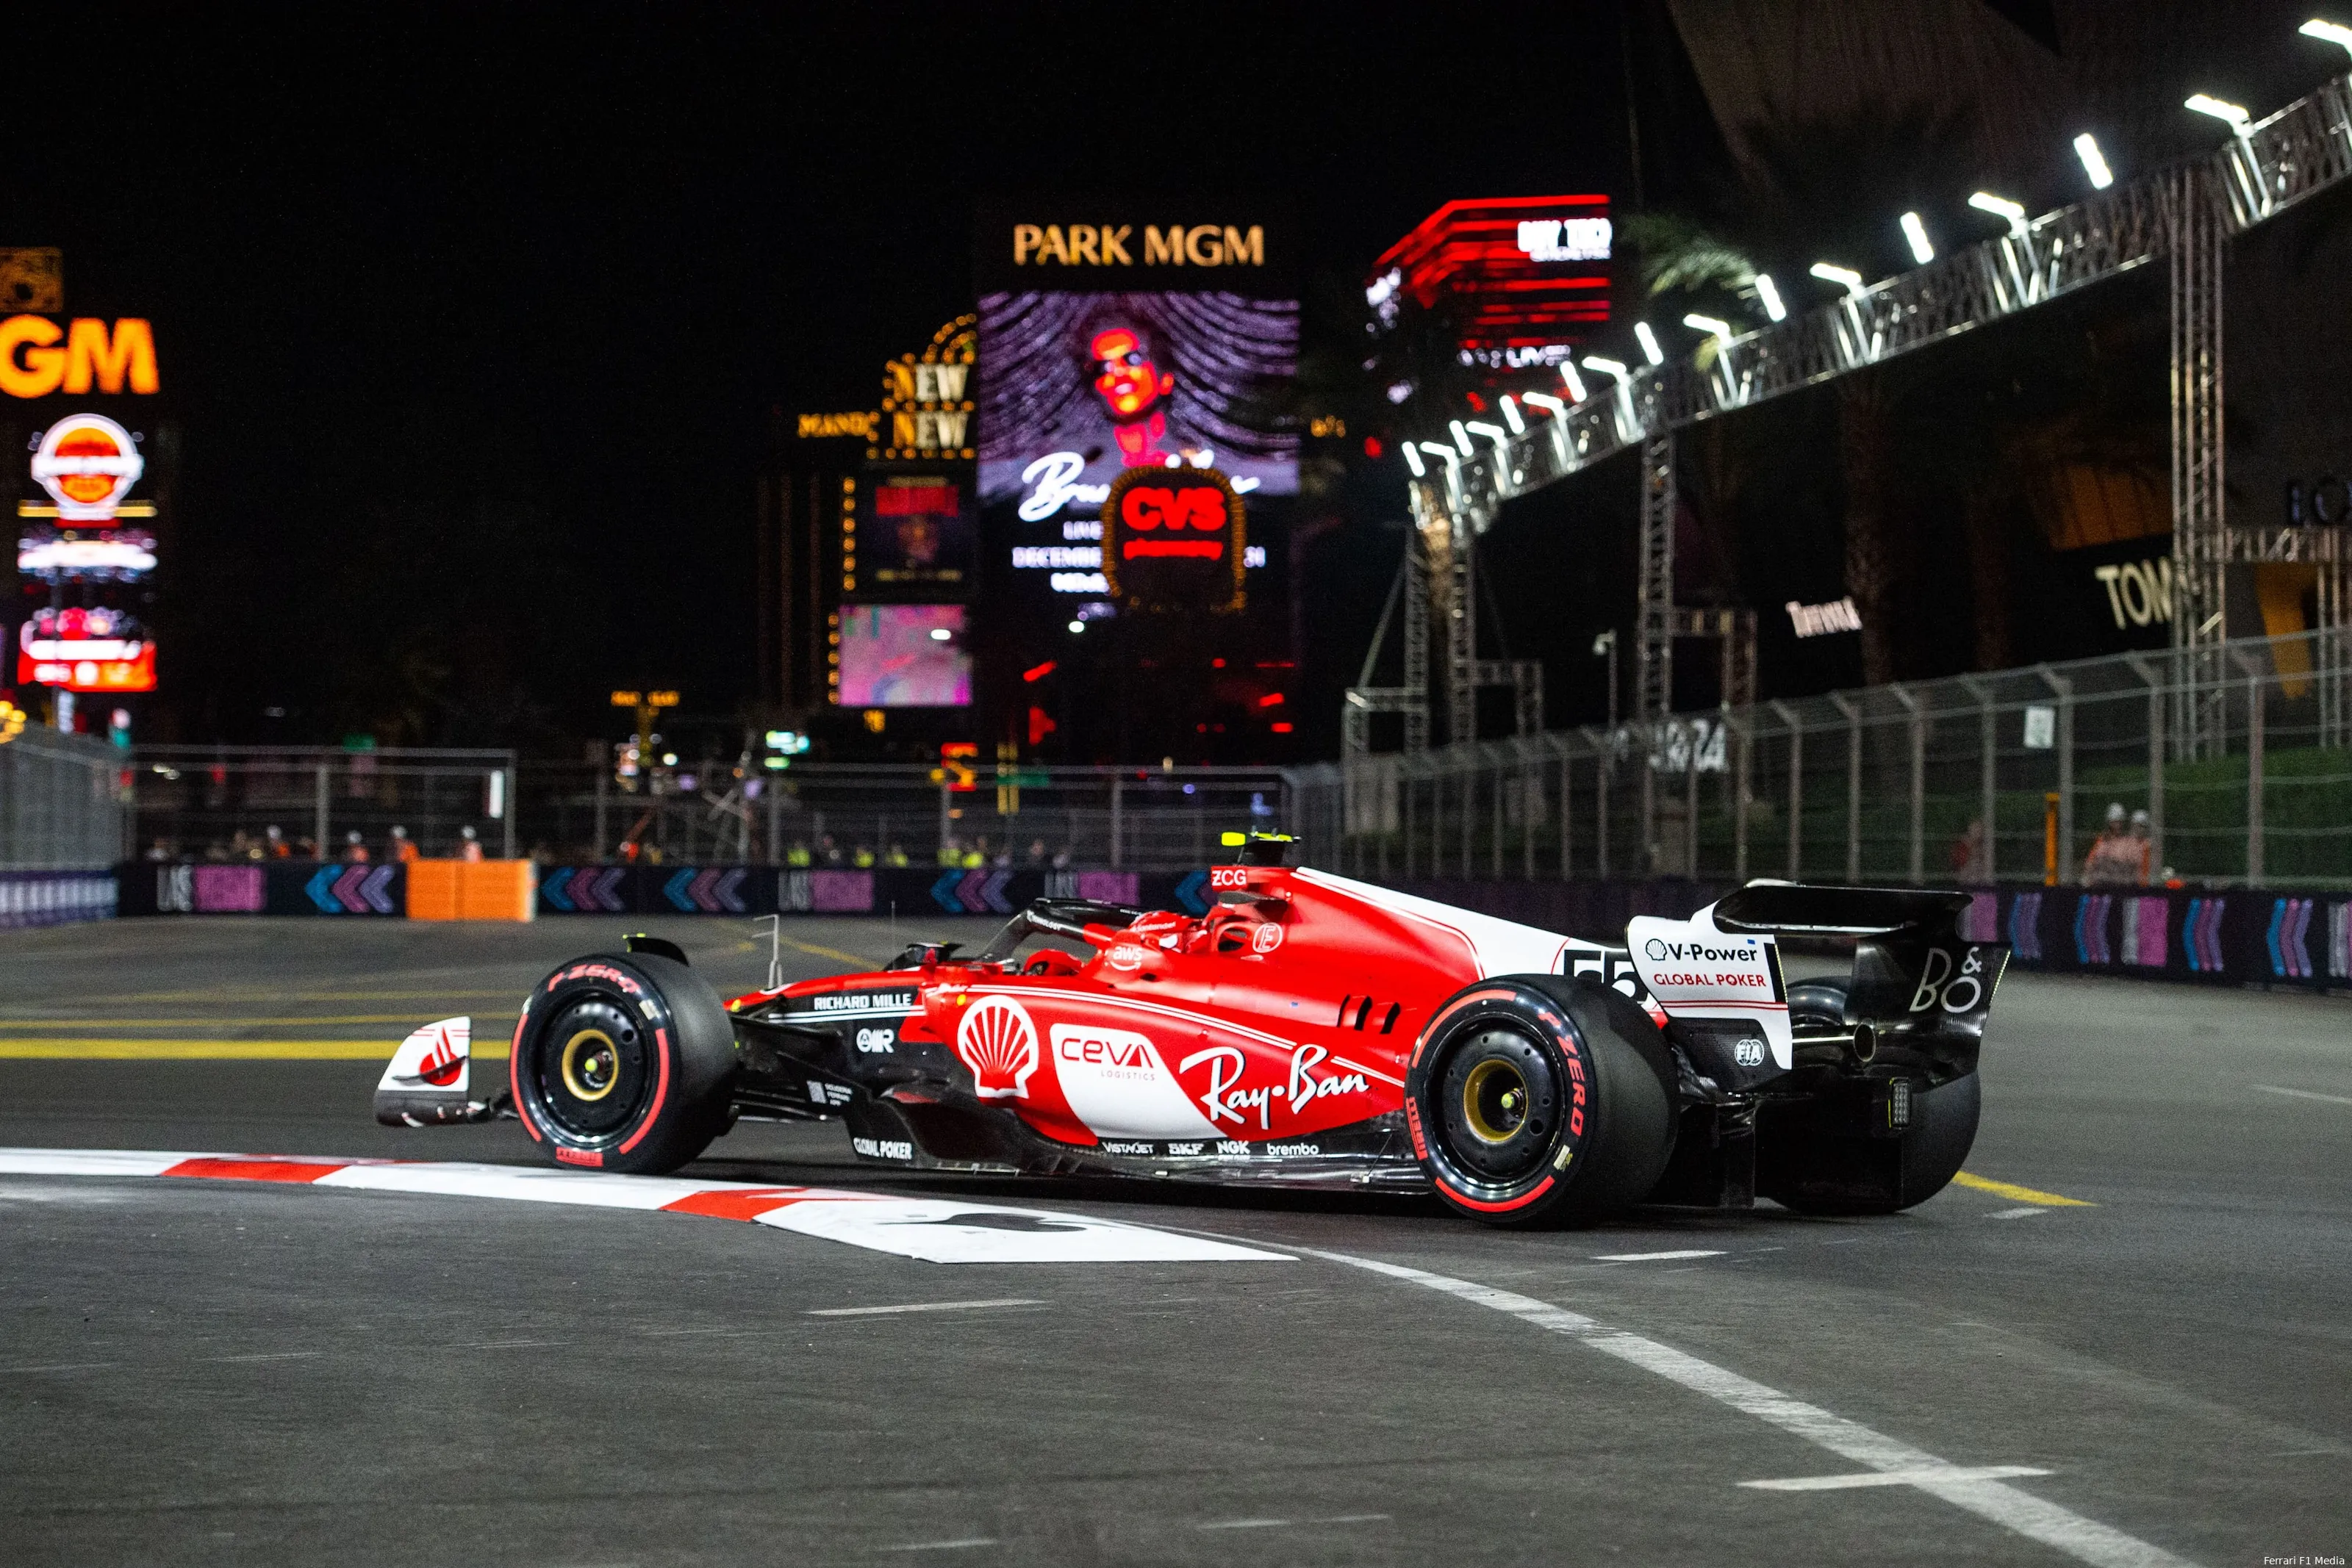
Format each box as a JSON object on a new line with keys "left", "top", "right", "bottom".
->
{"left": 1760, "top": 977, "right": 1980, "bottom": 1214}
{"left": 1405, "top": 976, "right": 1677, "bottom": 1228}
{"left": 511, "top": 951, "right": 736, "bottom": 1175}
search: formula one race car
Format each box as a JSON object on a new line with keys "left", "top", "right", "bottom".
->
{"left": 376, "top": 836, "right": 2007, "bottom": 1226}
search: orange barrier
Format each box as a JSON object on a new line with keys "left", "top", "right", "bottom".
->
{"left": 406, "top": 860, "right": 535, "bottom": 921}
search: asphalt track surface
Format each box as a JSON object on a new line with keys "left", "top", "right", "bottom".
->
{"left": 2, "top": 916, "right": 2348, "bottom": 1567}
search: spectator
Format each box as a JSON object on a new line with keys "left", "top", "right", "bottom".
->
{"left": 1949, "top": 818, "right": 1989, "bottom": 884}
{"left": 1050, "top": 844, "right": 1072, "bottom": 871}
{"left": 936, "top": 837, "right": 961, "bottom": 867}
{"left": 884, "top": 842, "right": 908, "bottom": 868}
{"left": 459, "top": 825, "right": 484, "bottom": 863}
{"left": 229, "top": 829, "right": 256, "bottom": 861}
{"left": 388, "top": 825, "right": 420, "bottom": 863}
{"left": 853, "top": 844, "right": 876, "bottom": 868}
{"left": 143, "top": 838, "right": 171, "bottom": 862}
{"left": 1027, "top": 838, "right": 1048, "bottom": 867}
{"left": 820, "top": 834, "right": 843, "bottom": 866}
{"left": 786, "top": 841, "right": 812, "bottom": 867}
{"left": 2127, "top": 809, "right": 2154, "bottom": 886}
{"left": 265, "top": 824, "right": 290, "bottom": 858}
{"left": 2082, "top": 803, "right": 2140, "bottom": 885}
{"left": 343, "top": 830, "right": 370, "bottom": 863}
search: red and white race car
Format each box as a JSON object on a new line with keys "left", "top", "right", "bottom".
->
{"left": 376, "top": 836, "right": 2006, "bottom": 1226}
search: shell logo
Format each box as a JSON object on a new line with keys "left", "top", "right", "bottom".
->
{"left": 956, "top": 996, "right": 1040, "bottom": 1100}
{"left": 32, "top": 414, "right": 143, "bottom": 522}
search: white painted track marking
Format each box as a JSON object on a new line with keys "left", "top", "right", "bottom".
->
{"left": 0, "top": 1149, "right": 1294, "bottom": 1265}
{"left": 808, "top": 1298, "right": 1042, "bottom": 1317}
{"left": 1593, "top": 1248, "right": 1727, "bottom": 1262}
{"left": 1308, "top": 1248, "right": 2197, "bottom": 1568}
{"left": 873, "top": 1538, "right": 997, "bottom": 1553}
{"left": 1743, "top": 1466, "right": 2052, "bottom": 1491}
{"left": 2253, "top": 1084, "right": 2352, "bottom": 1107}
{"left": 1987, "top": 1206, "right": 2051, "bottom": 1220}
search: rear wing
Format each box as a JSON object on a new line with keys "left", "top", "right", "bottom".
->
{"left": 1627, "top": 882, "right": 2007, "bottom": 1081}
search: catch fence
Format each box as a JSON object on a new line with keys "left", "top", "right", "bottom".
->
{"left": 1, "top": 729, "right": 126, "bottom": 871}
{"left": 1287, "top": 627, "right": 2352, "bottom": 892}
{"left": 126, "top": 749, "right": 1288, "bottom": 873}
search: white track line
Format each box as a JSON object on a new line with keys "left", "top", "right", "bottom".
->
{"left": 1308, "top": 1249, "right": 2195, "bottom": 1568}
{"left": 1986, "top": 1207, "right": 2050, "bottom": 1220}
{"left": 808, "top": 1298, "right": 1041, "bottom": 1317}
{"left": 1743, "top": 1465, "right": 2052, "bottom": 1492}
{"left": 1593, "top": 1248, "right": 1726, "bottom": 1262}
{"left": 2254, "top": 1084, "right": 2352, "bottom": 1107}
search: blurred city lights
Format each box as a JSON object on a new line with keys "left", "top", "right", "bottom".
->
{"left": 1521, "top": 391, "right": 1566, "bottom": 417}
{"left": 1683, "top": 313, "right": 1735, "bottom": 342}
{"left": 1809, "top": 262, "right": 1866, "bottom": 298}
{"left": 1499, "top": 395, "right": 1526, "bottom": 434}
{"left": 1560, "top": 362, "right": 1589, "bottom": 402}
{"left": 1967, "top": 191, "right": 2029, "bottom": 234}
{"left": 1633, "top": 322, "right": 1664, "bottom": 365}
{"left": 1899, "top": 211, "right": 1935, "bottom": 264}
{"left": 2073, "top": 132, "right": 2115, "bottom": 189}
{"left": 1753, "top": 273, "right": 1788, "bottom": 321}
{"left": 1447, "top": 419, "right": 1474, "bottom": 455}
{"left": 1463, "top": 420, "right": 1510, "bottom": 453}
{"left": 1582, "top": 356, "right": 1629, "bottom": 384}
{"left": 2184, "top": 93, "right": 2254, "bottom": 133}
{"left": 2303, "top": 18, "right": 2352, "bottom": 60}
{"left": 1401, "top": 442, "right": 1427, "bottom": 477}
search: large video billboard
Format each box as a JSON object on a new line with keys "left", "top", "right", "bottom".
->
{"left": 836, "top": 603, "right": 972, "bottom": 708}
{"left": 977, "top": 290, "right": 1298, "bottom": 518}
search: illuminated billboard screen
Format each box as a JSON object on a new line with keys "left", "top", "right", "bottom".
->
{"left": 864, "top": 477, "right": 975, "bottom": 594}
{"left": 836, "top": 603, "right": 972, "bottom": 708}
{"left": 1369, "top": 195, "right": 1612, "bottom": 364}
{"left": 977, "top": 290, "right": 1297, "bottom": 517}
{"left": 16, "top": 605, "right": 156, "bottom": 691}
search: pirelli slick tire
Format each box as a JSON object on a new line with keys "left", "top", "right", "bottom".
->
{"left": 512, "top": 952, "right": 736, "bottom": 1176}
{"left": 1760, "top": 977, "right": 1981, "bottom": 1215}
{"left": 1405, "top": 975, "right": 1678, "bottom": 1229}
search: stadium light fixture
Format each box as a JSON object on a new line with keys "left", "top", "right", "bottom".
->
{"left": 1809, "top": 262, "right": 1866, "bottom": 298}
{"left": 1463, "top": 420, "right": 1510, "bottom": 453}
{"left": 1581, "top": 356, "right": 1630, "bottom": 384}
{"left": 1753, "top": 273, "right": 1788, "bottom": 321}
{"left": 1500, "top": 395, "right": 1526, "bottom": 434}
{"left": 1899, "top": 211, "right": 1935, "bottom": 265}
{"left": 2073, "top": 132, "right": 2115, "bottom": 189}
{"left": 1560, "top": 362, "right": 1589, "bottom": 402}
{"left": 1682, "top": 313, "right": 1735, "bottom": 343}
{"left": 1967, "top": 191, "right": 2030, "bottom": 236}
{"left": 2184, "top": 93, "right": 2254, "bottom": 134}
{"left": 1447, "top": 419, "right": 1474, "bottom": 456}
{"left": 1633, "top": 321, "right": 1664, "bottom": 365}
{"left": 1401, "top": 442, "right": 1427, "bottom": 477}
{"left": 1521, "top": 391, "right": 1566, "bottom": 417}
{"left": 2303, "top": 18, "right": 2352, "bottom": 62}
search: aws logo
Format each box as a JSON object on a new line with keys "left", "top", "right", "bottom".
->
{"left": 0, "top": 317, "right": 159, "bottom": 398}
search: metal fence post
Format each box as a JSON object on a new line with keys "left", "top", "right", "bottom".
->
{"left": 1890, "top": 685, "right": 1923, "bottom": 884}
{"left": 1682, "top": 722, "right": 1699, "bottom": 878}
{"left": 2125, "top": 654, "right": 2165, "bottom": 874}
{"left": 2232, "top": 648, "right": 2265, "bottom": 885}
{"left": 1829, "top": 694, "right": 1860, "bottom": 881}
{"left": 503, "top": 766, "right": 519, "bottom": 859}
{"left": 314, "top": 763, "right": 329, "bottom": 859}
{"left": 1731, "top": 711, "right": 1752, "bottom": 884}
{"left": 1771, "top": 701, "right": 1801, "bottom": 879}
{"left": 1558, "top": 739, "right": 1574, "bottom": 880}
{"left": 1580, "top": 727, "right": 1609, "bottom": 880}
{"left": 2037, "top": 666, "right": 2075, "bottom": 882}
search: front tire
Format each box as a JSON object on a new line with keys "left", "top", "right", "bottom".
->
{"left": 1405, "top": 976, "right": 1677, "bottom": 1228}
{"left": 511, "top": 951, "right": 736, "bottom": 1174}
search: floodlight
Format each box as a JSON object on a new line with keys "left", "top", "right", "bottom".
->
{"left": 1633, "top": 322, "right": 1664, "bottom": 365}
{"left": 1448, "top": 419, "right": 1474, "bottom": 456}
{"left": 2184, "top": 94, "right": 2253, "bottom": 134}
{"left": 1968, "top": 191, "right": 2029, "bottom": 235}
{"left": 1581, "top": 356, "right": 1630, "bottom": 384}
{"left": 2073, "top": 132, "right": 2115, "bottom": 189}
{"left": 1417, "top": 441, "right": 1463, "bottom": 472}
{"left": 1500, "top": 395, "right": 1526, "bottom": 434}
{"left": 1464, "top": 420, "right": 1510, "bottom": 453}
{"left": 1560, "top": 362, "right": 1589, "bottom": 402}
{"left": 1521, "top": 391, "right": 1566, "bottom": 417}
{"left": 1809, "top": 262, "right": 1866, "bottom": 298}
{"left": 1067, "top": 620, "right": 1085, "bottom": 633}
{"left": 1401, "top": 442, "right": 1427, "bottom": 477}
{"left": 1682, "top": 313, "right": 1734, "bottom": 342}
{"left": 2303, "top": 18, "right": 2352, "bottom": 62}
{"left": 1753, "top": 273, "right": 1788, "bottom": 322}
{"left": 1899, "top": 211, "right": 1935, "bottom": 264}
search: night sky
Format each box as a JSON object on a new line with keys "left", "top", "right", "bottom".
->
{"left": 7, "top": 3, "right": 1632, "bottom": 749}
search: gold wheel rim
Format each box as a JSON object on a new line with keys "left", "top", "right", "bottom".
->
{"left": 560, "top": 1028, "right": 620, "bottom": 1101}
{"left": 1461, "top": 1058, "right": 1529, "bottom": 1144}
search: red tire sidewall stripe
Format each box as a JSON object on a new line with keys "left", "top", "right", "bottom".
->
{"left": 616, "top": 1024, "right": 672, "bottom": 1155}
{"left": 1435, "top": 1173, "right": 1555, "bottom": 1212}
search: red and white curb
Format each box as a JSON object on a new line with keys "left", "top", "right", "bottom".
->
{"left": 0, "top": 1148, "right": 1291, "bottom": 1265}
